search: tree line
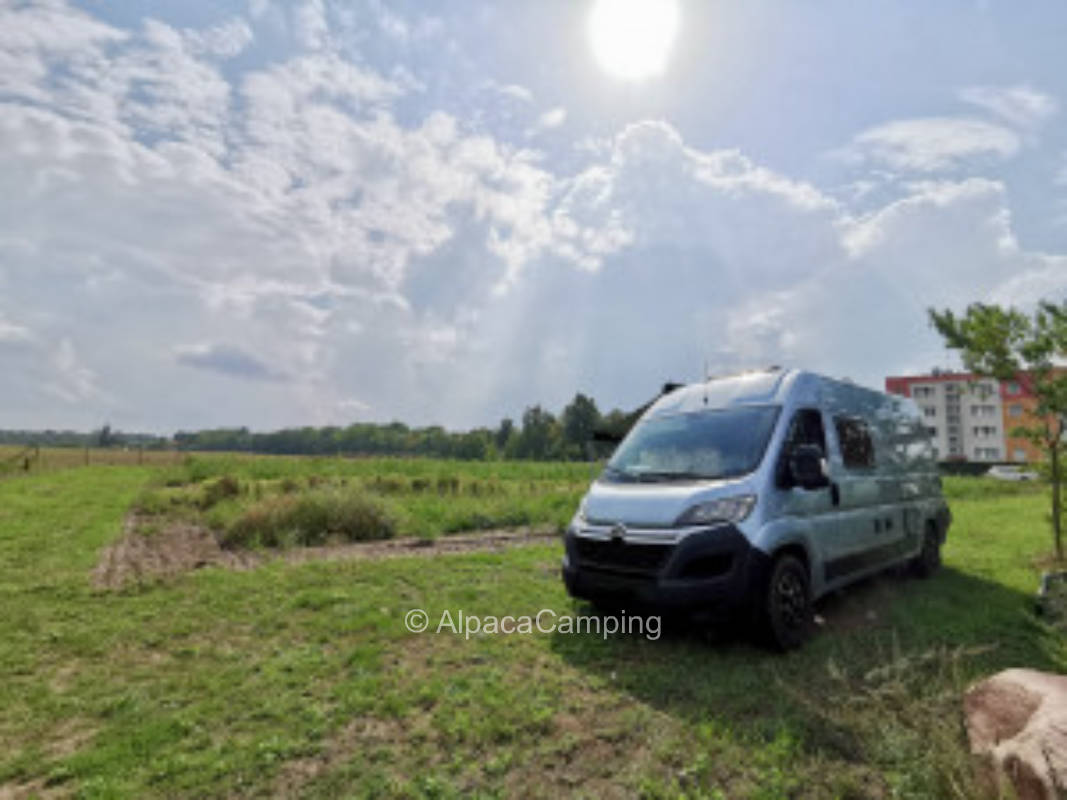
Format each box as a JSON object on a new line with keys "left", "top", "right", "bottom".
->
{"left": 0, "top": 393, "right": 640, "bottom": 461}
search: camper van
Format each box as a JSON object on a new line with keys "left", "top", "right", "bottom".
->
{"left": 561, "top": 368, "right": 951, "bottom": 649}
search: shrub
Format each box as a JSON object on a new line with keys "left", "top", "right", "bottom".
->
{"left": 199, "top": 475, "right": 241, "bottom": 509}
{"left": 132, "top": 489, "right": 171, "bottom": 516}
{"left": 220, "top": 488, "right": 397, "bottom": 549}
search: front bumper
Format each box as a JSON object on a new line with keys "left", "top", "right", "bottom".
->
{"left": 561, "top": 523, "right": 769, "bottom": 617}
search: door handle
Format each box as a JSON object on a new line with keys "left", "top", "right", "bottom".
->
{"left": 830, "top": 482, "right": 840, "bottom": 507}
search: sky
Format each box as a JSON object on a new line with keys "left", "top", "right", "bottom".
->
{"left": 2, "top": 0, "right": 1066, "bottom": 434}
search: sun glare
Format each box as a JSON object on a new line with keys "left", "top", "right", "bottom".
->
{"left": 588, "top": 0, "right": 680, "bottom": 81}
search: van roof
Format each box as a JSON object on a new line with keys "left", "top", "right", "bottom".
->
{"left": 644, "top": 368, "right": 895, "bottom": 418}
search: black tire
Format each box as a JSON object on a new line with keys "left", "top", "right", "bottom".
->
{"left": 761, "top": 554, "right": 812, "bottom": 651}
{"left": 912, "top": 525, "right": 942, "bottom": 578}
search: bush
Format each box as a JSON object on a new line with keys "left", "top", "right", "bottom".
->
{"left": 199, "top": 475, "right": 241, "bottom": 509}
{"left": 220, "top": 488, "right": 397, "bottom": 549}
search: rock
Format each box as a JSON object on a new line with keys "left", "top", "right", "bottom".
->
{"left": 963, "top": 668, "right": 1067, "bottom": 799}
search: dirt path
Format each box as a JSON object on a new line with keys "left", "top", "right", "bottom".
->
{"left": 93, "top": 515, "right": 560, "bottom": 590}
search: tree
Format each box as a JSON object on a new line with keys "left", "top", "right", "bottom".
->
{"left": 495, "top": 418, "right": 515, "bottom": 452}
{"left": 929, "top": 300, "right": 1067, "bottom": 558}
{"left": 561, "top": 393, "right": 600, "bottom": 459}
{"left": 97, "top": 424, "right": 114, "bottom": 448}
{"left": 516, "top": 405, "right": 557, "bottom": 460}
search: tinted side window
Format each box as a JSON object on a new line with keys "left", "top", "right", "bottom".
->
{"left": 834, "top": 416, "right": 875, "bottom": 469}
{"left": 777, "top": 409, "right": 827, "bottom": 487}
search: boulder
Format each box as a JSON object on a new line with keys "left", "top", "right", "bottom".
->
{"left": 963, "top": 668, "right": 1067, "bottom": 799}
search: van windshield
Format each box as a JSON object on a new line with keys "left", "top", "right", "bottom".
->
{"left": 602, "top": 405, "right": 781, "bottom": 483}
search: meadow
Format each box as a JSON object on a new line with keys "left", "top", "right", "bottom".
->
{"left": 0, "top": 455, "right": 1063, "bottom": 798}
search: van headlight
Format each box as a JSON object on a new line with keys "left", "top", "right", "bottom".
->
{"left": 675, "top": 495, "right": 756, "bottom": 527}
{"left": 573, "top": 496, "right": 589, "bottom": 527}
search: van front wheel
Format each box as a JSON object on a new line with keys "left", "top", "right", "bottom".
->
{"left": 761, "top": 554, "right": 811, "bottom": 651}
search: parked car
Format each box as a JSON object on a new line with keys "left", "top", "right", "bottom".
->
{"left": 562, "top": 368, "right": 951, "bottom": 650}
{"left": 987, "top": 464, "right": 1039, "bottom": 482}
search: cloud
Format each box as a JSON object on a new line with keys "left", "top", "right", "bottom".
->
{"left": 482, "top": 81, "right": 534, "bottom": 104}
{"left": 534, "top": 106, "right": 566, "bottom": 130}
{"left": 45, "top": 338, "right": 107, "bottom": 404}
{"left": 851, "top": 117, "right": 1020, "bottom": 172}
{"left": 959, "top": 85, "right": 1058, "bottom": 131}
{"left": 0, "top": 316, "right": 31, "bottom": 343}
{"left": 181, "top": 17, "right": 254, "bottom": 58}
{"left": 175, "top": 343, "right": 288, "bottom": 382}
{"left": 293, "top": 0, "right": 328, "bottom": 50}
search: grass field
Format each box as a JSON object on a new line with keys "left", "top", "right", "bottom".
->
{"left": 0, "top": 445, "right": 184, "bottom": 477}
{"left": 0, "top": 460, "right": 1064, "bottom": 798}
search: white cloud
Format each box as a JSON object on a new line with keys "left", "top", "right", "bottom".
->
{"left": 959, "top": 85, "right": 1058, "bottom": 131}
{"left": 45, "top": 338, "right": 106, "bottom": 404}
{"left": 0, "top": 317, "right": 31, "bottom": 343}
{"left": 533, "top": 106, "right": 566, "bottom": 131}
{"left": 293, "top": 0, "right": 328, "bottom": 50}
{"left": 482, "top": 81, "right": 534, "bottom": 104}
{"left": 182, "top": 17, "right": 254, "bottom": 59}
{"left": 851, "top": 117, "right": 1020, "bottom": 172}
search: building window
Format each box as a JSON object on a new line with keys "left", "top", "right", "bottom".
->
{"left": 972, "top": 425, "right": 998, "bottom": 438}
{"left": 1009, "top": 404, "right": 1022, "bottom": 418}
{"left": 912, "top": 385, "right": 934, "bottom": 399}
{"left": 974, "top": 447, "right": 1000, "bottom": 460}
{"left": 1014, "top": 448, "right": 1027, "bottom": 461}
{"left": 923, "top": 406, "right": 937, "bottom": 418}
{"left": 1006, "top": 381, "right": 1021, "bottom": 395}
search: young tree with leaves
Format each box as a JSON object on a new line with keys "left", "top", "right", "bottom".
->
{"left": 929, "top": 300, "right": 1067, "bottom": 558}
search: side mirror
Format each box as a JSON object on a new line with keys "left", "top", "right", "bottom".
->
{"left": 789, "top": 444, "right": 828, "bottom": 490}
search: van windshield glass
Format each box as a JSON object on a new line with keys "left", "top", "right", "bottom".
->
{"left": 602, "top": 406, "right": 780, "bottom": 482}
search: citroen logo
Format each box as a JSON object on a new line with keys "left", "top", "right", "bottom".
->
{"left": 610, "top": 523, "right": 627, "bottom": 542}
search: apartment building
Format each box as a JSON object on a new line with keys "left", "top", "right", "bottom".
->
{"left": 885, "top": 371, "right": 1040, "bottom": 463}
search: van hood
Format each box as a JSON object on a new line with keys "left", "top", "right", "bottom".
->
{"left": 583, "top": 477, "right": 752, "bottom": 528}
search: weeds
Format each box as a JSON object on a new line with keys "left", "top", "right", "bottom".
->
{"left": 220, "top": 488, "right": 398, "bottom": 548}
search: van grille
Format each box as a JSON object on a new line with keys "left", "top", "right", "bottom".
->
{"left": 574, "top": 537, "right": 673, "bottom": 574}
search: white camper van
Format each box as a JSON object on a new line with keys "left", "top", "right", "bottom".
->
{"left": 562, "top": 368, "right": 951, "bottom": 649}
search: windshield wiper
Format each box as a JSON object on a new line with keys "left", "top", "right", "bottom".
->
{"left": 601, "top": 465, "right": 636, "bottom": 482}
{"left": 624, "top": 469, "right": 709, "bottom": 483}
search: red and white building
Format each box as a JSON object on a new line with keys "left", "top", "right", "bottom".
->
{"left": 885, "top": 371, "right": 1042, "bottom": 463}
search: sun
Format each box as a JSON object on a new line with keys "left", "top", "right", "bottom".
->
{"left": 587, "top": 0, "right": 681, "bottom": 81}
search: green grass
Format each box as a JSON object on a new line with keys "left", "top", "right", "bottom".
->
{"left": 0, "top": 465, "right": 1065, "bottom": 797}
{"left": 132, "top": 455, "right": 590, "bottom": 544}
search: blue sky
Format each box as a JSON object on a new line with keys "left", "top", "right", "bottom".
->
{"left": 2, "top": 0, "right": 1066, "bottom": 432}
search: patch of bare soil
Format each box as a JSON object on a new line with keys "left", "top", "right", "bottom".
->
{"left": 92, "top": 514, "right": 259, "bottom": 590}
{"left": 0, "top": 781, "right": 68, "bottom": 800}
{"left": 93, "top": 514, "right": 559, "bottom": 590}
{"left": 279, "top": 527, "right": 559, "bottom": 565}
{"left": 813, "top": 572, "right": 901, "bottom": 634}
